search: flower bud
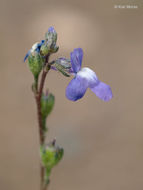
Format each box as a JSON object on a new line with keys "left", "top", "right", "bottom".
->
{"left": 52, "top": 58, "right": 71, "bottom": 77}
{"left": 45, "top": 27, "right": 57, "bottom": 45}
{"left": 50, "top": 45, "right": 59, "bottom": 53}
{"left": 55, "top": 58, "right": 71, "bottom": 69}
{"left": 41, "top": 92, "right": 55, "bottom": 118}
{"left": 40, "top": 44, "right": 49, "bottom": 56}
{"left": 40, "top": 143, "right": 64, "bottom": 168}
{"left": 27, "top": 52, "right": 43, "bottom": 78}
{"left": 40, "top": 27, "right": 59, "bottom": 56}
{"left": 40, "top": 140, "right": 64, "bottom": 184}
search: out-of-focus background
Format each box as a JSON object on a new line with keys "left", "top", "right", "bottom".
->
{"left": 0, "top": 0, "right": 143, "bottom": 190}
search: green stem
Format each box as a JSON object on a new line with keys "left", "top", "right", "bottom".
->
{"left": 34, "top": 75, "right": 39, "bottom": 93}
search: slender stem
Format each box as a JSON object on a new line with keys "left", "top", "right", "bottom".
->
{"left": 43, "top": 183, "right": 48, "bottom": 190}
{"left": 36, "top": 55, "right": 50, "bottom": 144}
{"left": 35, "top": 70, "right": 48, "bottom": 144}
{"left": 35, "top": 94, "right": 44, "bottom": 144}
{"left": 41, "top": 167, "right": 45, "bottom": 190}
{"left": 34, "top": 76, "right": 39, "bottom": 92}
{"left": 38, "top": 71, "right": 47, "bottom": 102}
{"left": 33, "top": 54, "right": 50, "bottom": 190}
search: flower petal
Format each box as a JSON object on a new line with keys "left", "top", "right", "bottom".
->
{"left": 66, "top": 75, "right": 88, "bottom": 101}
{"left": 77, "top": 67, "right": 99, "bottom": 87}
{"left": 24, "top": 50, "right": 31, "bottom": 62}
{"left": 24, "top": 40, "right": 45, "bottom": 62}
{"left": 36, "top": 40, "right": 45, "bottom": 52}
{"left": 70, "top": 48, "right": 83, "bottom": 73}
{"left": 90, "top": 81, "right": 113, "bottom": 101}
{"left": 77, "top": 67, "right": 113, "bottom": 101}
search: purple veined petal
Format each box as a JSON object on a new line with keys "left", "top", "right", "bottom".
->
{"left": 70, "top": 48, "right": 83, "bottom": 73}
{"left": 90, "top": 81, "right": 113, "bottom": 102}
{"left": 66, "top": 75, "right": 88, "bottom": 101}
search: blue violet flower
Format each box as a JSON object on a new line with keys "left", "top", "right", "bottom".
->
{"left": 66, "top": 48, "right": 113, "bottom": 101}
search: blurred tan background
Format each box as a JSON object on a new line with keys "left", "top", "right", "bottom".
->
{"left": 0, "top": 0, "right": 143, "bottom": 190}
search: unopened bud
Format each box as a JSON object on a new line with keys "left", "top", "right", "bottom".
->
{"left": 41, "top": 92, "right": 55, "bottom": 118}
{"left": 41, "top": 27, "right": 59, "bottom": 56}
{"left": 27, "top": 52, "right": 43, "bottom": 78}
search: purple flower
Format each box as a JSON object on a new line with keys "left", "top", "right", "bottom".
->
{"left": 66, "top": 48, "right": 113, "bottom": 101}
